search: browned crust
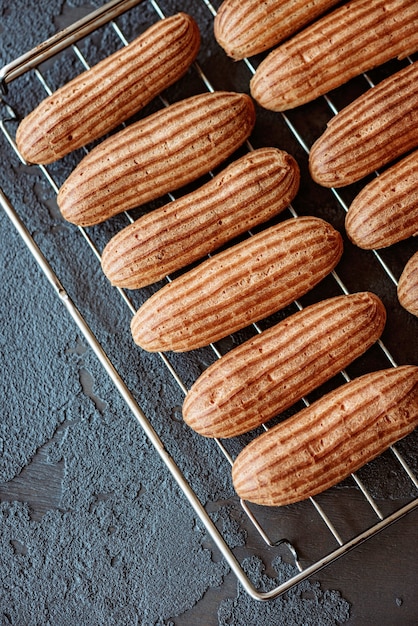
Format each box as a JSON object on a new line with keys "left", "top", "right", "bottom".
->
{"left": 15, "top": 13, "right": 201, "bottom": 164}
{"left": 101, "top": 148, "right": 300, "bottom": 289}
{"left": 309, "top": 61, "right": 418, "bottom": 187}
{"left": 214, "top": 0, "right": 340, "bottom": 60}
{"left": 232, "top": 366, "right": 418, "bottom": 507}
{"left": 130, "top": 216, "right": 343, "bottom": 352}
{"left": 57, "top": 91, "right": 256, "bottom": 226}
{"left": 183, "top": 292, "right": 386, "bottom": 438}
{"left": 250, "top": 0, "right": 418, "bottom": 112}
{"left": 345, "top": 150, "right": 418, "bottom": 249}
{"left": 398, "top": 252, "right": 418, "bottom": 317}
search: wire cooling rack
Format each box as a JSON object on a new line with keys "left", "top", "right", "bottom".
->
{"left": 1, "top": 0, "right": 418, "bottom": 601}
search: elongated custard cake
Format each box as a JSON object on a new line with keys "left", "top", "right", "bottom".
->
{"left": 398, "top": 252, "right": 418, "bottom": 317}
{"left": 309, "top": 61, "right": 418, "bottom": 187}
{"left": 57, "top": 91, "right": 256, "bottom": 226}
{"left": 130, "top": 216, "right": 343, "bottom": 352}
{"left": 183, "top": 292, "right": 386, "bottom": 438}
{"left": 101, "top": 147, "right": 300, "bottom": 289}
{"left": 250, "top": 0, "right": 418, "bottom": 112}
{"left": 345, "top": 150, "right": 418, "bottom": 249}
{"left": 214, "top": 0, "right": 340, "bottom": 60}
{"left": 16, "top": 13, "right": 200, "bottom": 164}
{"left": 232, "top": 366, "right": 418, "bottom": 507}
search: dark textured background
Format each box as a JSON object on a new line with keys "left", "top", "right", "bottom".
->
{"left": 0, "top": 1, "right": 417, "bottom": 624}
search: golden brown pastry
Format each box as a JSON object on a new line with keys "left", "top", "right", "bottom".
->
{"left": 309, "top": 61, "right": 418, "bottom": 187}
{"left": 250, "top": 0, "right": 418, "bottom": 112}
{"left": 57, "top": 91, "right": 256, "bottom": 226}
{"left": 15, "top": 13, "right": 200, "bottom": 164}
{"left": 130, "top": 216, "right": 343, "bottom": 352}
{"left": 214, "top": 0, "right": 340, "bottom": 60}
{"left": 398, "top": 252, "right": 418, "bottom": 317}
{"left": 101, "top": 148, "right": 300, "bottom": 289}
{"left": 345, "top": 150, "right": 418, "bottom": 249}
{"left": 183, "top": 292, "right": 386, "bottom": 438}
{"left": 232, "top": 366, "right": 418, "bottom": 507}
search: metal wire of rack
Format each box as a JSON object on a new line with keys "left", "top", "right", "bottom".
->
{"left": 1, "top": 0, "right": 418, "bottom": 601}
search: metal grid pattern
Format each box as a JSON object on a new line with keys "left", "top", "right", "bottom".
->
{"left": 1, "top": 0, "right": 417, "bottom": 600}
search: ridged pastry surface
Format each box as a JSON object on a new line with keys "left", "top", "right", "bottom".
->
{"left": 130, "top": 216, "right": 343, "bottom": 352}
{"left": 101, "top": 148, "right": 300, "bottom": 289}
{"left": 15, "top": 13, "right": 200, "bottom": 164}
{"left": 57, "top": 91, "right": 256, "bottom": 226}
{"left": 183, "top": 292, "right": 386, "bottom": 438}
{"left": 232, "top": 366, "right": 418, "bottom": 507}
{"left": 250, "top": 0, "right": 418, "bottom": 112}
{"left": 346, "top": 150, "right": 418, "bottom": 249}
{"left": 398, "top": 252, "right": 418, "bottom": 317}
{"left": 214, "top": 0, "right": 340, "bottom": 60}
{"left": 309, "top": 61, "right": 418, "bottom": 187}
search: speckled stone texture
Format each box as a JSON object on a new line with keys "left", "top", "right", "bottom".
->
{"left": 1, "top": 0, "right": 417, "bottom": 624}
